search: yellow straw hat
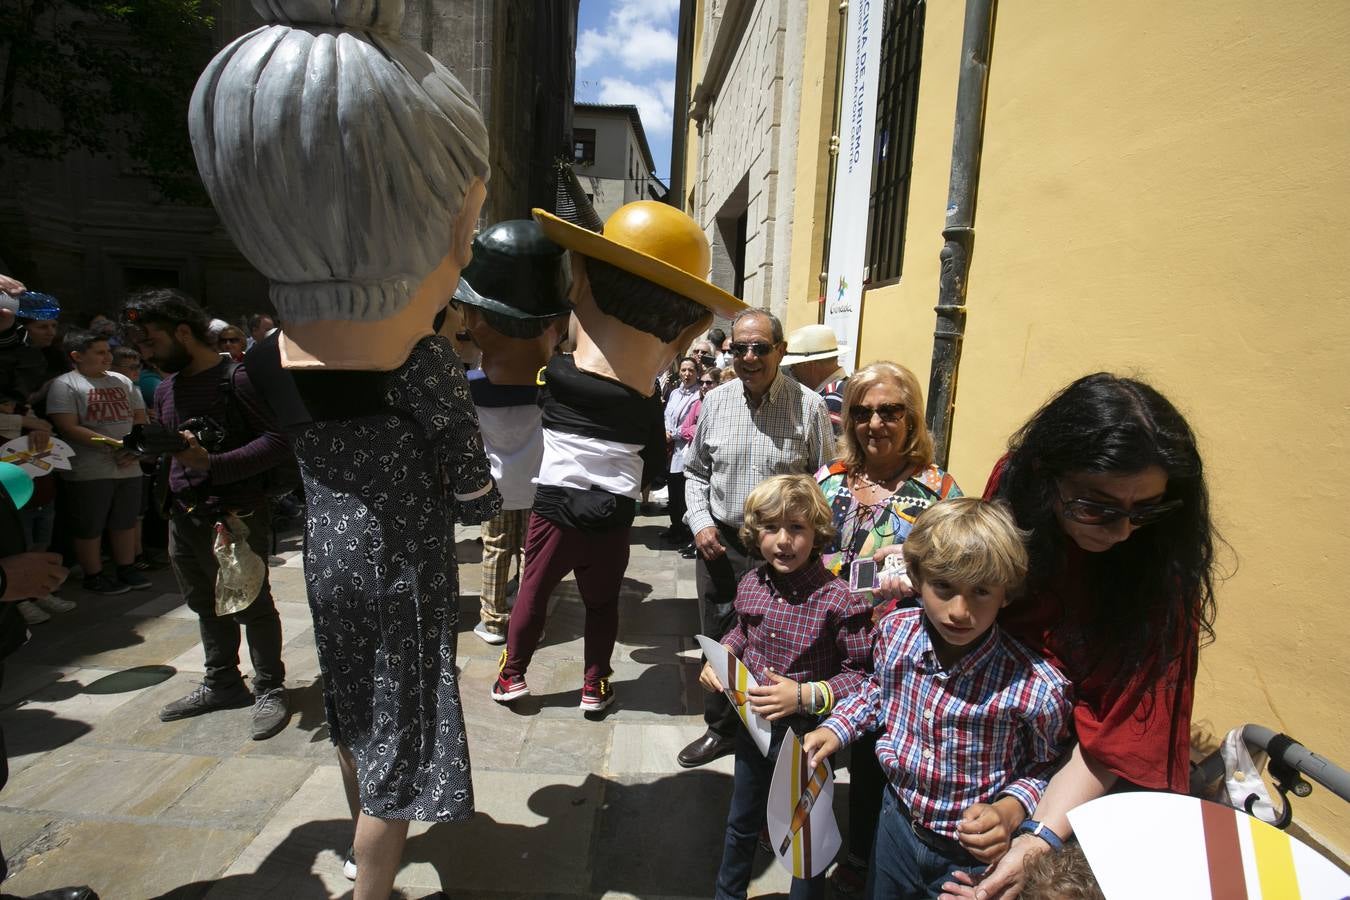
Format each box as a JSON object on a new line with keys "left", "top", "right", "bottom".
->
{"left": 533, "top": 201, "right": 745, "bottom": 318}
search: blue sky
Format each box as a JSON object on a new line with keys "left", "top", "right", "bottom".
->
{"left": 575, "top": 0, "right": 679, "bottom": 183}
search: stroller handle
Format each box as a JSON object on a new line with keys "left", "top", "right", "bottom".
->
{"left": 1191, "top": 724, "right": 1350, "bottom": 805}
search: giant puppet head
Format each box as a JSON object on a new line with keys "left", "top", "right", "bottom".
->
{"left": 452, "top": 220, "right": 572, "bottom": 386}
{"left": 188, "top": 0, "right": 489, "bottom": 371}
{"left": 533, "top": 200, "right": 745, "bottom": 394}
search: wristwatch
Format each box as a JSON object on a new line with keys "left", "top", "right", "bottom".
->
{"left": 1014, "top": 819, "right": 1065, "bottom": 852}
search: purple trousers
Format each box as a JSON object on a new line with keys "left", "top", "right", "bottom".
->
{"left": 501, "top": 512, "right": 631, "bottom": 684}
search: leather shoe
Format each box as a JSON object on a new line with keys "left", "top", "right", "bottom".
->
{"left": 1, "top": 888, "right": 100, "bottom": 900}
{"left": 677, "top": 729, "right": 736, "bottom": 768}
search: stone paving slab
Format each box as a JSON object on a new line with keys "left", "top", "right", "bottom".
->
{"left": 0, "top": 512, "right": 829, "bottom": 898}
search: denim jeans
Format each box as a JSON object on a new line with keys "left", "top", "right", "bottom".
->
{"left": 169, "top": 505, "right": 284, "bottom": 692}
{"left": 715, "top": 720, "right": 825, "bottom": 900}
{"left": 866, "top": 787, "right": 985, "bottom": 899}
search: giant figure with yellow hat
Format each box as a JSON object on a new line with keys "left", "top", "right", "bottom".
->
{"left": 187, "top": 2, "right": 501, "bottom": 896}
{"left": 490, "top": 198, "right": 745, "bottom": 711}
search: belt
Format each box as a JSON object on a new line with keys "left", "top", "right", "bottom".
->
{"left": 890, "top": 786, "right": 978, "bottom": 865}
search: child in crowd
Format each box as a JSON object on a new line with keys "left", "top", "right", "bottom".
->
{"left": 110, "top": 345, "right": 143, "bottom": 383}
{"left": 110, "top": 345, "right": 157, "bottom": 570}
{"left": 1020, "top": 843, "right": 1105, "bottom": 900}
{"left": 700, "top": 474, "right": 873, "bottom": 900}
{"left": 803, "top": 497, "right": 1073, "bottom": 899}
{"left": 46, "top": 329, "right": 150, "bottom": 595}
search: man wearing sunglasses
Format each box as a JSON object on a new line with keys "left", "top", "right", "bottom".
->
{"left": 677, "top": 308, "right": 836, "bottom": 768}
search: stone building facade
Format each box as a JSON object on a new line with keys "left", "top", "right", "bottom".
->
{"left": 573, "top": 103, "right": 660, "bottom": 222}
{"left": 676, "top": 0, "right": 808, "bottom": 320}
{"left": 0, "top": 0, "right": 576, "bottom": 322}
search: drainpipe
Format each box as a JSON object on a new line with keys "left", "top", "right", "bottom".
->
{"left": 926, "top": 0, "right": 996, "bottom": 468}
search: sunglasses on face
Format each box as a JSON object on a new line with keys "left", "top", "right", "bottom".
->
{"left": 848, "top": 403, "right": 906, "bottom": 424}
{"left": 729, "top": 341, "right": 775, "bottom": 358}
{"left": 699, "top": 379, "right": 715, "bottom": 386}
{"left": 1058, "top": 495, "right": 1184, "bottom": 527}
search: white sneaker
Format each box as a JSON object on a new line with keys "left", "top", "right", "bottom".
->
{"left": 473, "top": 621, "right": 506, "bottom": 645}
{"left": 17, "top": 600, "right": 51, "bottom": 624}
{"left": 36, "top": 594, "right": 76, "bottom": 613}
{"left": 342, "top": 846, "right": 357, "bottom": 881}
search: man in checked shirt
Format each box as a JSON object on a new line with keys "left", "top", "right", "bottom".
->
{"left": 677, "top": 308, "right": 836, "bottom": 769}
{"left": 804, "top": 498, "right": 1072, "bottom": 899}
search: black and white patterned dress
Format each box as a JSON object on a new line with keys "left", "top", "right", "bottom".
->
{"left": 294, "top": 336, "right": 500, "bottom": 822}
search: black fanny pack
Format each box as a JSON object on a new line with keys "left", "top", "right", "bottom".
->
{"left": 533, "top": 484, "right": 635, "bottom": 532}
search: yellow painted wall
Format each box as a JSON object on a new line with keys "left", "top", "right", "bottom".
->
{"left": 853, "top": 2, "right": 1350, "bottom": 856}
{"left": 784, "top": 0, "right": 840, "bottom": 330}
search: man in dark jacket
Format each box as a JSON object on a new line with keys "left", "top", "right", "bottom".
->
{"left": 123, "top": 289, "right": 292, "bottom": 740}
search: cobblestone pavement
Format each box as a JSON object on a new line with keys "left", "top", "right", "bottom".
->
{"left": 0, "top": 509, "right": 845, "bottom": 898}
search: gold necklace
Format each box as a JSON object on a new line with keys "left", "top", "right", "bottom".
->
{"left": 854, "top": 464, "right": 910, "bottom": 491}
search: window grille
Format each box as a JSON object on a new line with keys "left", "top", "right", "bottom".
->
{"left": 574, "top": 128, "right": 597, "bottom": 165}
{"left": 864, "top": 0, "right": 925, "bottom": 285}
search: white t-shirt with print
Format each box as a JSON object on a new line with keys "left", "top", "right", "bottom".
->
{"left": 46, "top": 370, "right": 145, "bottom": 481}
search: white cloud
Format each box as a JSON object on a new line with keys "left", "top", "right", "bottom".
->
{"left": 577, "top": 0, "right": 678, "bottom": 72}
{"left": 597, "top": 77, "right": 674, "bottom": 137}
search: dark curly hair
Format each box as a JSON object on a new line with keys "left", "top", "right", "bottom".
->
{"left": 994, "top": 373, "right": 1218, "bottom": 699}
{"left": 124, "top": 287, "right": 212, "bottom": 345}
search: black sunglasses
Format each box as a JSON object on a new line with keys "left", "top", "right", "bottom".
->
{"left": 699, "top": 378, "right": 715, "bottom": 386}
{"left": 848, "top": 403, "right": 906, "bottom": 424}
{"left": 1058, "top": 495, "right": 1184, "bottom": 527}
{"left": 729, "top": 341, "right": 775, "bottom": 358}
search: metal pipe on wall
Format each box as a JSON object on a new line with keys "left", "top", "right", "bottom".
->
{"left": 925, "top": 0, "right": 995, "bottom": 468}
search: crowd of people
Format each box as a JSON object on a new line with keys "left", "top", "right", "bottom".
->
{"left": 2, "top": 250, "right": 1220, "bottom": 900}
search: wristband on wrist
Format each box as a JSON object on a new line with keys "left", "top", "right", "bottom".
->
{"left": 1014, "top": 819, "right": 1065, "bottom": 852}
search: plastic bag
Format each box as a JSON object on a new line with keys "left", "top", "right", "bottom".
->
{"left": 1214, "top": 725, "right": 1278, "bottom": 824}
{"left": 213, "top": 513, "right": 266, "bottom": 616}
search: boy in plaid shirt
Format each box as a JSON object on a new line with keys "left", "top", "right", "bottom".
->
{"left": 699, "top": 474, "right": 873, "bottom": 900}
{"left": 803, "top": 497, "right": 1072, "bottom": 899}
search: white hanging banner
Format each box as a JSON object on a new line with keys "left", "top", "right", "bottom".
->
{"left": 822, "top": 0, "right": 886, "bottom": 371}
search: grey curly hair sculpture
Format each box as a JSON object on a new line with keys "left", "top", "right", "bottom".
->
{"left": 189, "top": 0, "right": 490, "bottom": 324}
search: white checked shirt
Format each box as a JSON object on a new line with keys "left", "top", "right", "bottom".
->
{"left": 683, "top": 371, "right": 835, "bottom": 531}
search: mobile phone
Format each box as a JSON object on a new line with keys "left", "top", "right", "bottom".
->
{"left": 849, "top": 558, "right": 878, "bottom": 592}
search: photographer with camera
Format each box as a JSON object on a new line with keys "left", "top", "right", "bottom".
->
{"left": 124, "top": 289, "right": 292, "bottom": 741}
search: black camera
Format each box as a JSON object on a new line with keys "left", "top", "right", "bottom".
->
{"left": 123, "top": 416, "right": 226, "bottom": 455}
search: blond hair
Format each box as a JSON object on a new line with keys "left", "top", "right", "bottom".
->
{"left": 837, "top": 362, "right": 934, "bottom": 470}
{"left": 902, "top": 497, "right": 1029, "bottom": 592}
{"left": 740, "top": 475, "right": 836, "bottom": 555}
{"left": 1021, "top": 844, "right": 1105, "bottom": 900}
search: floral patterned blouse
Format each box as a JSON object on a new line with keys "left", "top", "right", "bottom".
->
{"left": 815, "top": 459, "right": 962, "bottom": 605}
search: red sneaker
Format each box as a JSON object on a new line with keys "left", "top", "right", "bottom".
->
{"left": 579, "top": 678, "right": 615, "bottom": 713}
{"left": 492, "top": 649, "right": 529, "bottom": 703}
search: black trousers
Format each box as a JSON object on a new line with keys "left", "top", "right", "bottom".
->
{"left": 695, "top": 519, "right": 755, "bottom": 736}
{"left": 168, "top": 503, "right": 285, "bottom": 692}
{"left": 666, "top": 472, "right": 688, "bottom": 531}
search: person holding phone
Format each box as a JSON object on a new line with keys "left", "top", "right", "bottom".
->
{"left": 813, "top": 360, "right": 963, "bottom": 894}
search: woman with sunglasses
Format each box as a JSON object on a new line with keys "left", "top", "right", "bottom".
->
{"left": 814, "top": 361, "right": 963, "bottom": 894}
{"left": 940, "top": 373, "right": 1218, "bottom": 900}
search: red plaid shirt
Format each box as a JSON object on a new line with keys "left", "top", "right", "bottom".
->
{"left": 822, "top": 609, "right": 1072, "bottom": 838}
{"left": 722, "top": 558, "right": 873, "bottom": 702}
